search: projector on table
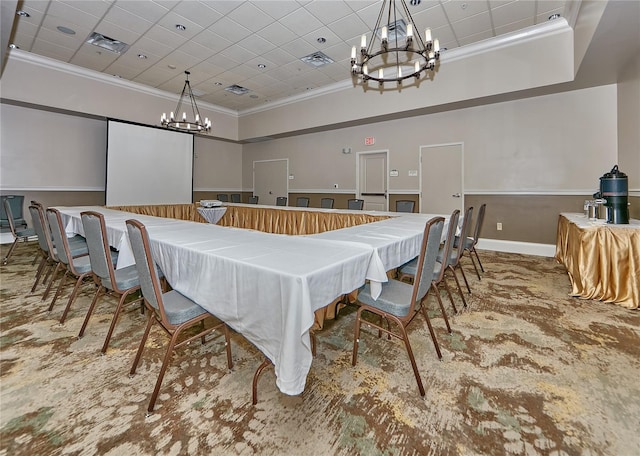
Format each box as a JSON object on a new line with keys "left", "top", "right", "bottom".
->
{"left": 199, "top": 200, "right": 223, "bottom": 208}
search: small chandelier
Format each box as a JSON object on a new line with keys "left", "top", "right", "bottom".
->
{"left": 350, "top": 0, "right": 440, "bottom": 86}
{"left": 161, "top": 70, "right": 211, "bottom": 133}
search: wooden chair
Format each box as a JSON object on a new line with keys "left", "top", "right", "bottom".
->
{"left": 352, "top": 217, "right": 445, "bottom": 396}
{"left": 126, "top": 219, "right": 233, "bottom": 414}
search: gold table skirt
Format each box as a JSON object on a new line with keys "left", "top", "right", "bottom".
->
{"left": 555, "top": 214, "right": 639, "bottom": 309}
{"left": 108, "top": 203, "right": 392, "bottom": 327}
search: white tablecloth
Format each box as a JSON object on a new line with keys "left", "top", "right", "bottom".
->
{"left": 54, "top": 206, "right": 383, "bottom": 395}
{"left": 197, "top": 207, "right": 227, "bottom": 224}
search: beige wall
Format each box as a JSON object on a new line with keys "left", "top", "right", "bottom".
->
{"left": 617, "top": 52, "right": 640, "bottom": 192}
{"left": 243, "top": 85, "right": 618, "bottom": 195}
{"left": 193, "top": 136, "right": 243, "bottom": 192}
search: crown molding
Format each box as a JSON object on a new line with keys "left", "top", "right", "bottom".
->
{"left": 8, "top": 49, "right": 238, "bottom": 117}
{"left": 238, "top": 18, "right": 571, "bottom": 117}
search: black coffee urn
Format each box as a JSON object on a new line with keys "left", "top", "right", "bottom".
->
{"left": 599, "top": 165, "right": 629, "bottom": 224}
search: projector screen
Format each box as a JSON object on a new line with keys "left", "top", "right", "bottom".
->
{"left": 106, "top": 120, "right": 194, "bottom": 206}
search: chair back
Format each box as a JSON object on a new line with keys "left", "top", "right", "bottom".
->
{"left": 46, "top": 208, "right": 74, "bottom": 268}
{"left": 126, "top": 219, "right": 170, "bottom": 327}
{"left": 348, "top": 199, "right": 364, "bottom": 210}
{"left": 296, "top": 197, "right": 310, "bottom": 207}
{"left": 3, "top": 199, "right": 19, "bottom": 236}
{"left": 451, "top": 206, "right": 473, "bottom": 266}
{"left": 472, "top": 204, "right": 486, "bottom": 245}
{"left": 435, "top": 209, "right": 460, "bottom": 282}
{"left": 276, "top": 196, "right": 287, "bottom": 206}
{"left": 248, "top": 196, "right": 259, "bottom": 204}
{"left": 216, "top": 194, "right": 229, "bottom": 202}
{"left": 29, "top": 204, "right": 52, "bottom": 254}
{"left": 320, "top": 198, "right": 334, "bottom": 209}
{"left": 230, "top": 193, "right": 241, "bottom": 203}
{"left": 1, "top": 195, "right": 25, "bottom": 225}
{"left": 81, "top": 211, "right": 117, "bottom": 285}
{"left": 396, "top": 200, "right": 415, "bottom": 213}
{"left": 412, "top": 217, "right": 445, "bottom": 304}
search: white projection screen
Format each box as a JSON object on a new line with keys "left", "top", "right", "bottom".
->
{"left": 106, "top": 120, "right": 194, "bottom": 206}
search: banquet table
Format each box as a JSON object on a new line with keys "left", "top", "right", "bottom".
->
{"left": 53, "top": 206, "right": 388, "bottom": 395}
{"left": 555, "top": 212, "right": 640, "bottom": 309}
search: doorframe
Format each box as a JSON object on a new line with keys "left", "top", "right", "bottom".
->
{"left": 419, "top": 142, "right": 464, "bottom": 213}
{"left": 356, "top": 149, "right": 389, "bottom": 211}
{"left": 252, "top": 158, "right": 289, "bottom": 199}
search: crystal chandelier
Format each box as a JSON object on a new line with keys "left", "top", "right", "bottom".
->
{"left": 161, "top": 71, "right": 211, "bottom": 133}
{"left": 350, "top": 0, "right": 440, "bottom": 86}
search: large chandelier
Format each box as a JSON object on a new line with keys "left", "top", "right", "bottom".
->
{"left": 161, "top": 70, "right": 211, "bottom": 133}
{"left": 350, "top": 0, "right": 440, "bottom": 86}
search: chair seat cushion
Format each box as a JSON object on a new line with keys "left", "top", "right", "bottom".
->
{"left": 357, "top": 280, "right": 414, "bottom": 317}
{"left": 71, "top": 255, "right": 92, "bottom": 274}
{"left": 103, "top": 262, "right": 138, "bottom": 291}
{"left": 162, "top": 290, "right": 208, "bottom": 325}
{"left": 16, "top": 227, "right": 36, "bottom": 238}
{"left": 399, "top": 257, "right": 418, "bottom": 277}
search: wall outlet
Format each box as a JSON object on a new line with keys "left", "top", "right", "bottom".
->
{"left": 334, "top": 184, "right": 339, "bottom": 188}
{"left": 496, "top": 222, "right": 503, "bottom": 231}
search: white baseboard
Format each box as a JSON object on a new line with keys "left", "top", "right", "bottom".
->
{"left": 476, "top": 238, "right": 556, "bottom": 257}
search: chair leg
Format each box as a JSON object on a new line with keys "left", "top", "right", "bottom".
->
{"left": 48, "top": 270, "right": 69, "bottom": 312}
{"left": 147, "top": 329, "right": 181, "bottom": 413}
{"left": 222, "top": 324, "right": 233, "bottom": 370}
{"left": 447, "top": 266, "right": 468, "bottom": 308}
{"left": 467, "top": 249, "right": 481, "bottom": 280}
{"left": 252, "top": 358, "right": 273, "bottom": 405}
{"left": 352, "top": 307, "right": 364, "bottom": 367}
{"left": 397, "top": 322, "right": 425, "bottom": 396}
{"left": 130, "top": 312, "right": 154, "bottom": 376}
{"left": 59, "top": 273, "right": 90, "bottom": 324}
{"left": 101, "top": 290, "right": 135, "bottom": 354}
{"left": 432, "top": 283, "right": 452, "bottom": 334}
{"left": 78, "top": 286, "right": 104, "bottom": 338}
{"left": 472, "top": 247, "right": 485, "bottom": 273}
{"left": 442, "top": 278, "right": 459, "bottom": 314}
{"left": 419, "top": 299, "right": 442, "bottom": 360}
{"left": 458, "top": 263, "right": 472, "bottom": 294}
{"left": 42, "top": 263, "right": 62, "bottom": 302}
{"left": 2, "top": 239, "right": 19, "bottom": 265}
{"left": 31, "top": 256, "right": 48, "bottom": 292}
{"left": 310, "top": 331, "right": 317, "bottom": 357}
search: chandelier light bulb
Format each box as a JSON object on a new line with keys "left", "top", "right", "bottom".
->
{"left": 425, "top": 28, "right": 432, "bottom": 42}
{"left": 361, "top": 35, "right": 367, "bottom": 48}
{"left": 170, "top": 112, "right": 174, "bottom": 121}
{"left": 434, "top": 39, "right": 440, "bottom": 52}
{"left": 351, "top": 46, "right": 356, "bottom": 59}
{"left": 381, "top": 26, "right": 388, "bottom": 42}
{"left": 407, "top": 24, "right": 413, "bottom": 38}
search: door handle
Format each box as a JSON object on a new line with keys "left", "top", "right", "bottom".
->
{"left": 452, "top": 193, "right": 461, "bottom": 198}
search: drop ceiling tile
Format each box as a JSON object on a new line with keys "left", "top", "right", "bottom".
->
{"left": 143, "top": 24, "right": 190, "bottom": 48}
{"left": 37, "top": 21, "right": 90, "bottom": 49}
{"left": 168, "top": 1, "right": 223, "bottom": 28}
{"left": 100, "top": 6, "right": 154, "bottom": 35}
{"left": 301, "top": 26, "right": 341, "bottom": 49}
{"left": 30, "top": 39, "right": 76, "bottom": 61}
{"left": 443, "top": 0, "right": 490, "bottom": 23}
{"left": 346, "top": 0, "right": 379, "bottom": 13}
{"left": 458, "top": 29, "right": 495, "bottom": 46}
{"left": 237, "top": 34, "right": 278, "bottom": 55}
{"left": 157, "top": 50, "right": 202, "bottom": 70}
{"left": 188, "top": 29, "right": 233, "bottom": 55}
{"left": 102, "top": 62, "right": 145, "bottom": 80}
{"left": 490, "top": 0, "right": 536, "bottom": 27}
{"left": 536, "top": 8, "right": 564, "bottom": 25}
{"left": 95, "top": 20, "right": 147, "bottom": 47}
{"left": 47, "top": 1, "right": 104, "bottom": 25}
{"left": 176, "top": 39, "right": 216, "bottom": 62}
{"left": 20, "top": 0, "right": 52, "bottom": 14}
{"left": 112, "top": 0, "right": 168, "bottom": 22}
{"left": 133, "top": 35, "right": 173, "bottom": 58}
{"left": 320, "top": 42, "right": 351, "bottom": 63}
{"left": 261, "top": 47, "right": 297, "bottom": 66}
{"left": 208, "top": 16, "right": 253, "bottom": 43}
{"left": 204, "top": 53, "right": 244, "bottom": 71}
{"left": 280, "top": 38, "right": 317, "bottom": 59}
{"left": 227, "top": 2, "right": 275, "bottom": 32}
{"left": 431, "top": 24, "right": 458, "bottom": 48}
{"left": 204, "top": 0, "right": 244, "bottom": 16}
{"left": 279, "top": 7, "right": 323, "bottom": 37}
{"left": 354, "top": 1, "right": 387, "bottom": 26}
{"left": 411, "top": 4, "right": 453, "bottom": 31}
{"left": 258, "top": 21, "right": 298, "bottom": 47}
{"left": 70, "top": 45, "right": 119, "bottom": 71}
{"left": 218, "top": 45, "right": 258, "bottom": 66}
{"left": 253, "top": 1, "right": 301, "bottom": 20}
{"left": 134, "top": 66, "right": 181, "bottom": 87}
{"left": 451, "top": 11, "right": 493, "bottom": 39}
{"left": 536, "top": 1, "right": 567, "bottom": 15}
{"left": 494, "top": 16, "right": 535, "bottom": 36}
{"left": 156, "top": 11, "right": 205, "bottom": 38}
{"left": 304, "top": 0, "right": 353, "bottom": 24}
{"left": 326, "top": 14, "right": 370, "bottom": 42}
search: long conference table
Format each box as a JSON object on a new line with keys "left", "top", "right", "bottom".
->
{"left": 55, "top": 205, "right": 450, "bottom": 395}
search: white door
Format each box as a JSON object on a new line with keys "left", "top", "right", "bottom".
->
{"left": 253, "top": 159, "right": 288, "bottom": 206}
{"left": 357, "top": 151, "right": 388, "bottom": 211}
{"left": 420, "top": 143, "right": 463, "bottom": 215}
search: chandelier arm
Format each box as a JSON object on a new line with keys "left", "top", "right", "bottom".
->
{"left": 366, "top": 0, "right": 388, "bottom": 56}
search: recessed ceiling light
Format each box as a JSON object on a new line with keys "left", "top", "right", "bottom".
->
{"left": 214, "top": 82, "right": 223, "bottom": 86}
{"left": 57, "top": 26, "right": 76, "bottom": 35}
{"left": 317, "top": 37, "right": 326, "bottom": 44}
{"left": 175, "top": 24, "right": 186, "bottom": 31}
{"left": 16, "top": 10, "right": 30, "bottom": 17}
{"left": 549, "top": 13, "right": 561, "bottom": 20}
{"left": 9, "top": 44, "right": 18, "bottom": 49}
{"left": 257, "top": 63, "right": 266, "bottom": 69}
{"left": 461, "top": 3, "right": 468, "bottom": 9}
{"left": 168, "top": 64, "right": 177, "bottom": 69}
{"left": 137, "top": 54, "right": 147, "bottom": 59}
{"left": 410, "top": 0, "right": 421, "bottom": 5}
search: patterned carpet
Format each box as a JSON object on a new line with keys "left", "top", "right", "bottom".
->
{"left": 1, "top": 241, "right": 639, "bottom": 456}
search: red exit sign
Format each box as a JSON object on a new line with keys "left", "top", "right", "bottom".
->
{"left": 364, "top": 136, "right": 375, "bottom": 146}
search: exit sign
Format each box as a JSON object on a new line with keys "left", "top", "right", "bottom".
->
{"left": 364, "top": 136, "right": 375, "bottom": 146}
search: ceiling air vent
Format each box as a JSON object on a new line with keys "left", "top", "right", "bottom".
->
{"left": 86, "top": 32, "right": 129, "bottom": 54}
{"left": 224, "top": 84, "right": 250, "bottom": 95}
{"left": 376, "top": 19, "right": 407, "bottom": 42}
{"left": 300, "top": 51, "right": 334, "bottom": 68}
